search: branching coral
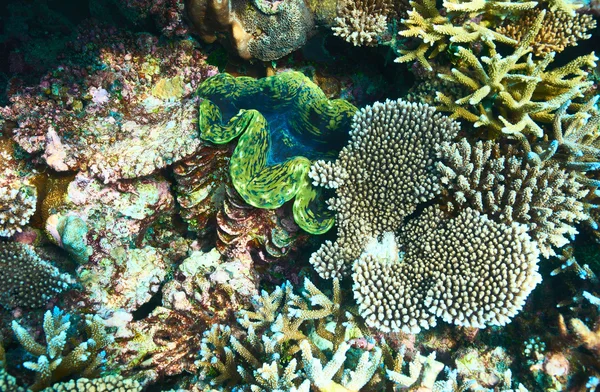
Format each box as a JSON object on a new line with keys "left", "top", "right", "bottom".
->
{"left": 353, "top": 206, "right": 541, "bottom": 333}
{"left": 435, "top": 138, "right": 589, "bottom": 257}
{"left": 309, "top": 99, "right": 459, "bottom": 278}
{"left": 395, "top": 0, "right": 528, "bottom": 70}
{"left": 332, "top": 0, "right": 392, "bottom": 46}
{"left": 436, "top": 10, "right": 597, "bottom": 139}
{"left": 12, "top": 308, "right": 114, "bottom": 391}
{"left": 197, "top": 71, "right": 357, "bottom": 235}
{"left": 198, "top": 278, "right": 447, "bottom": 390}
{"left": 495, "top": 9, "right": 596, "bottom": 56}
{"left": 0, "top": 241, "right": 73, "bottom": 309}
{"left": 0, "top": 138, "right": 37, "bottom": 238}
{"left": 114, "top": 248, "right": 257, "bottom": 383}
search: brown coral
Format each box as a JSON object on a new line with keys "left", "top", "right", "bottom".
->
{"left": 353, "top": 207, "right": 541, "bottom": 333}
{"left": 309, "top": 99, "right": 460, "bottom": 279}
{"left": 496, "top": 9, "right": 596, "bottom": 56}
{"left": 436, "top": 139, "right": 589, "bottom": 257}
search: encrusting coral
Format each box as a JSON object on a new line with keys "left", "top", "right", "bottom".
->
{"left": 2, "top": 24, "right": 217, "bottom": 183}
{"left": 11, "top": 308, "right": 114, "bottom": 391}
{"left": 353, "top": 207, "right": 541, "bottom": 333}
{"left": 0, "top": 241, "right": 73, "bottom": 309}
{"left": 435, "top": 138, "right": 589, "bottom": 257}
{"left": 436, "top": 10, "right": 597, "bottom": 140}
{"left": 309, "top": 98, "right": 460, "bottom": 278}
{"left": 42, "top": 375, "right": 142, "bottom": 392}
{"left": 197, "top": 71, "right": 357, "bottom": 235}
{"left": 332, "top": 0, "right": 392, "bottom": 46}
{"left": 495, "top": 9, "right": 596, "bottom": 56}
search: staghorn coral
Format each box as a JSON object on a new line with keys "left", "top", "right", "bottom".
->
{"left": 436, "top": 10, "right": 597, "bottom": 140}
{"left": 0, "top": 241, "right": 73, "bottom": 309}
{"left": 353, "top": 206, "right": 541, "bottom": 333}
{"left": 395, "top": 0, "right": 528, "bottom": 70}
{"left": 42, "top": 375, "right": 142, "bottom": 392}
{"left": 186, "top": 0, "right": 316, "bottom": 61}
{"left": 2, "top": 26, "right": 216, "bottom": 182}
{"left": 0, "top": 138, "right": 37, "bottom": 238}
{"left": 309, "top": 98, "right": 459, "bottom": 279}
{"left": 332, "top": 0, "right": 392, "bottom": 46}
{"left": 198, "top": 277, "right": 447, "bottom": 390}
{"left": 197, "top": 71, "right": 357, "bottom": 235}
{"left": 12, "top": 308, "right": 114, "bottom": 391}
{"left": 496, "top": 9, "right": 596, "bottom": 56}
{"left": 435, "top": 138, "right": 589, "bottom": 257}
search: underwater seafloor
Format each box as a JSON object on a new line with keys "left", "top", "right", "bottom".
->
{"left": 1, "top": 0, "right": 600, "bottom": 391}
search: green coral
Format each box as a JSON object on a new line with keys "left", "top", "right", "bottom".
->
{"left": 196, "top": 71, "right": 357, "bottom": 234}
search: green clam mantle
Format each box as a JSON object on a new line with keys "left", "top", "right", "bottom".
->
{"left": 196, "top": 71, "right": 357, "bottom": 234}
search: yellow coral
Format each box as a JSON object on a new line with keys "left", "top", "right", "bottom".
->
{"left": 436, "top": 10, "right": 597, "bottom": 139}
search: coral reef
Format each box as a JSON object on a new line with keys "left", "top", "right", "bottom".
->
{"left": 353, "top": 207, "right": 541, "bottom": 333}
{"left": 0, "top": 138, "right": 37, "bottom": 238}
{"left": 435, "top": 139, "right": 589, "bottom": 257}
{"left": 332, "top": 0, "right": 392, "bottom": 46}
{"left": 11, "top": 307, "right": 114, "bottom": 391}
{"left": 114, "top": 248, "right": 257, "bottom": 384}
{"left": 198, "top": 277, "right": 446, "bottom": 390}
{"left": 2, "top": 26, "right": 216, "bottom": 182}
{"left": 0, "top": 241, "right": 73, "bottom": 309}
{"left": 43, "top": 375, "right": 142, "bottom": 392}
{"left": 186, "top": 0, "right": 316, "bottom": 61}
{"left": 309, "top": 98, "right": 459, "bottom": 278}
{"left": 197, "top": 71, "right": 357, "bottom": 235}
{"left": 495, "top": 9, "right": 596, "bottom": 56}
{"left": 436, "top": 10, "right": 597, "bottom": 140}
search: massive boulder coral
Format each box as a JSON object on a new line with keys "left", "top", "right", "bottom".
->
{"left": 46, "top": 173, "right": 175, "bottom": 314}
{"left": 196, "top": 71, "right": 357, "bottom": 235}
{"left": 436, "top": 139, "right": 589, "bottom": 257}
{"left": 353, "top": 207, "right": 541, "bottom": 333}
{"left": 186, "top": 0, "right": 316, "bottom": 61}
{"left": 2, "top": 26, "right": 216, "bottom": 182}
{"left": 309, "top": 98, "right": 460, "bottom": 278}
{"left": 0, "top": 241, "right": 73, "bottom": 309}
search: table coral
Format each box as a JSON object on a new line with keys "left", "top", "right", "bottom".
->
{"left": 11, "top": 308, "right": 114, "bottom": 391}
{"left": 0, "top": 241, "right": 73, "bottom": 309}
{"left": 308, "top": 98, "right": 459, "bottom": 278}
{"left": 186, "top": 0, "right": 316, "bottom": 61}
{"left": 2, "top": 26, "right": 216, "bottom": 182}
{"left": 353, "top": 206, "right": 541, "bottom": 333}
{"left": 197, "top": 71, "right": 357, "bottom": 235}
{"left": 435, "top": 138, "right": 589, "bottom": 257}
